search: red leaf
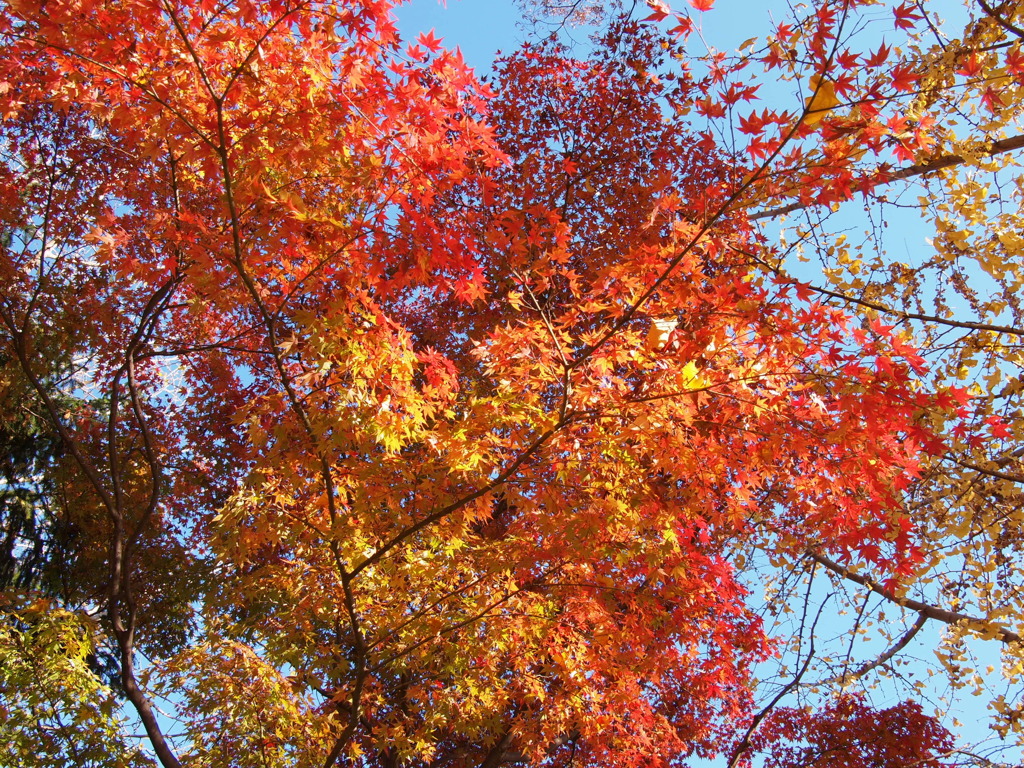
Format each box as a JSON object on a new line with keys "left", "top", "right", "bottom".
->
{"left": 1007, "top": 45, "right": 1024, "bottom": 78}
{"left": 644, "top": 0, "right": 671, "bottom": 21}
{"left": 890, "top": 63, "right": 917, "bottom": 92}
{"left": 893, "top": 1, "right": 924, "bottom": 30}
{"left": 863, "top": 42, "right": 890, "bottom": 68}
{"left": 417, "top": 29, "right": 443, "bottom": 54}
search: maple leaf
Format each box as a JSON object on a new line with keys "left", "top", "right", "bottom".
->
{"left": 738, "top": 110, "right": 766, "bottom": 135}
{"left": 981, "top": 86, "right": 1005, "bottom": 113}
{"left": 453, "top": 270, "right": 489, "bottom": 304}
{"left": 417, "top": 29, "right": 444, "bottom": 54}
{"left": 892, "top": 1, "right": 924, "bottom": 30}
{"left": 956, "top": 55, "right": 983, "bottom": 79}
{"left": 1006, "top": 46, "right": 1024, "bottom": 78}
{"left": 644, "top": 0, "right": 671, "bottom": 22}
{"left": 863, "top": 42, "right": 890, "bottom": 69}
{"left": 889, "top": 63, "right": 916, "bottom": 92}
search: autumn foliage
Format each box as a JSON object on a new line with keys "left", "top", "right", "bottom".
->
{"left": 749, "top": 696, "right": 955, "bottom": 768}
{"left": 1, "top": 0, "right": 1023, "bottom": 766}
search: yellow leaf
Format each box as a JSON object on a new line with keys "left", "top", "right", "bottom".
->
{"left": 681, "top": 360, "right": 706, "bottom": 389}
{"left": 646, "top": 317, "right": 677, "bottom": 351}
{"left": 803, "top": 75, "right": 840, "bottom": 125}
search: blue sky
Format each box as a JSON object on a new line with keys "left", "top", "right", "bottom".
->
{"left": 393, "top": 0, "right": 793, "bottom": 74}
{"left": 395, "top": 0, "right": 524, "bottom": 72}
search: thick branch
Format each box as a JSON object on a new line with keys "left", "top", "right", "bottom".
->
{"left": 977, "top": 0, "right": 1024, "bottom": 41}
{"left": 0, "top": 227, "right": 185, "bottom": 768}
{"left": 750, "top": 134, "right": 1024, "bottom": 221}
{"left": 479, "top": 731, "right": 516, "bottom": 768}
{"left": 118, "top": 649, "right": 183, "bottom": 768}
{"left": 947, "top": 454, "right": 1024, "bottom": 484}
{"left": 808, "top": 551, "right": 1022, "bottom": 644}
{"left": 210, "top": 87, "right": 363, "bottom": 763}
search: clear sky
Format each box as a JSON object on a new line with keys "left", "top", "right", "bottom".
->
{"left": 395, "top": 0, "right": 525, "bottom": 73}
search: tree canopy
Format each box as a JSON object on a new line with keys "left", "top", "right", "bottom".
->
{"left": 1, "top": 0, "right": 1024, "bottom": 766}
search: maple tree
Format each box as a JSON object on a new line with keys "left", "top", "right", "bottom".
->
{"left": 0, "top": 0, "right": 1023, "bottom": 766}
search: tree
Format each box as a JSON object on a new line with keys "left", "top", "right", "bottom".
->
{"left": 0, "top": 0, "right": 1019, "bottom": 766}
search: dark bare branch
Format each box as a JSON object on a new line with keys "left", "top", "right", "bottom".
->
{"left": 808, "top": 551, "right": 1022, "bottom": 644}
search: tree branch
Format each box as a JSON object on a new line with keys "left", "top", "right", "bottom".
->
{"left": 350, "top": 421, "right": 567, "bottom": 579}
{"left": 750, "top": 134, "right": 1024, "bottom": 221}
{"left": 815, "top": 612, "right": 928, "bottom": 686}
{"left": 977, "top": 0, "right": 1024, "bottom": 41}
{"left": 808, "top": 551, "right": 1022, "bottom": 644}
{"left": 736, "top": 245, "right": 1024, "bottom": 336}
